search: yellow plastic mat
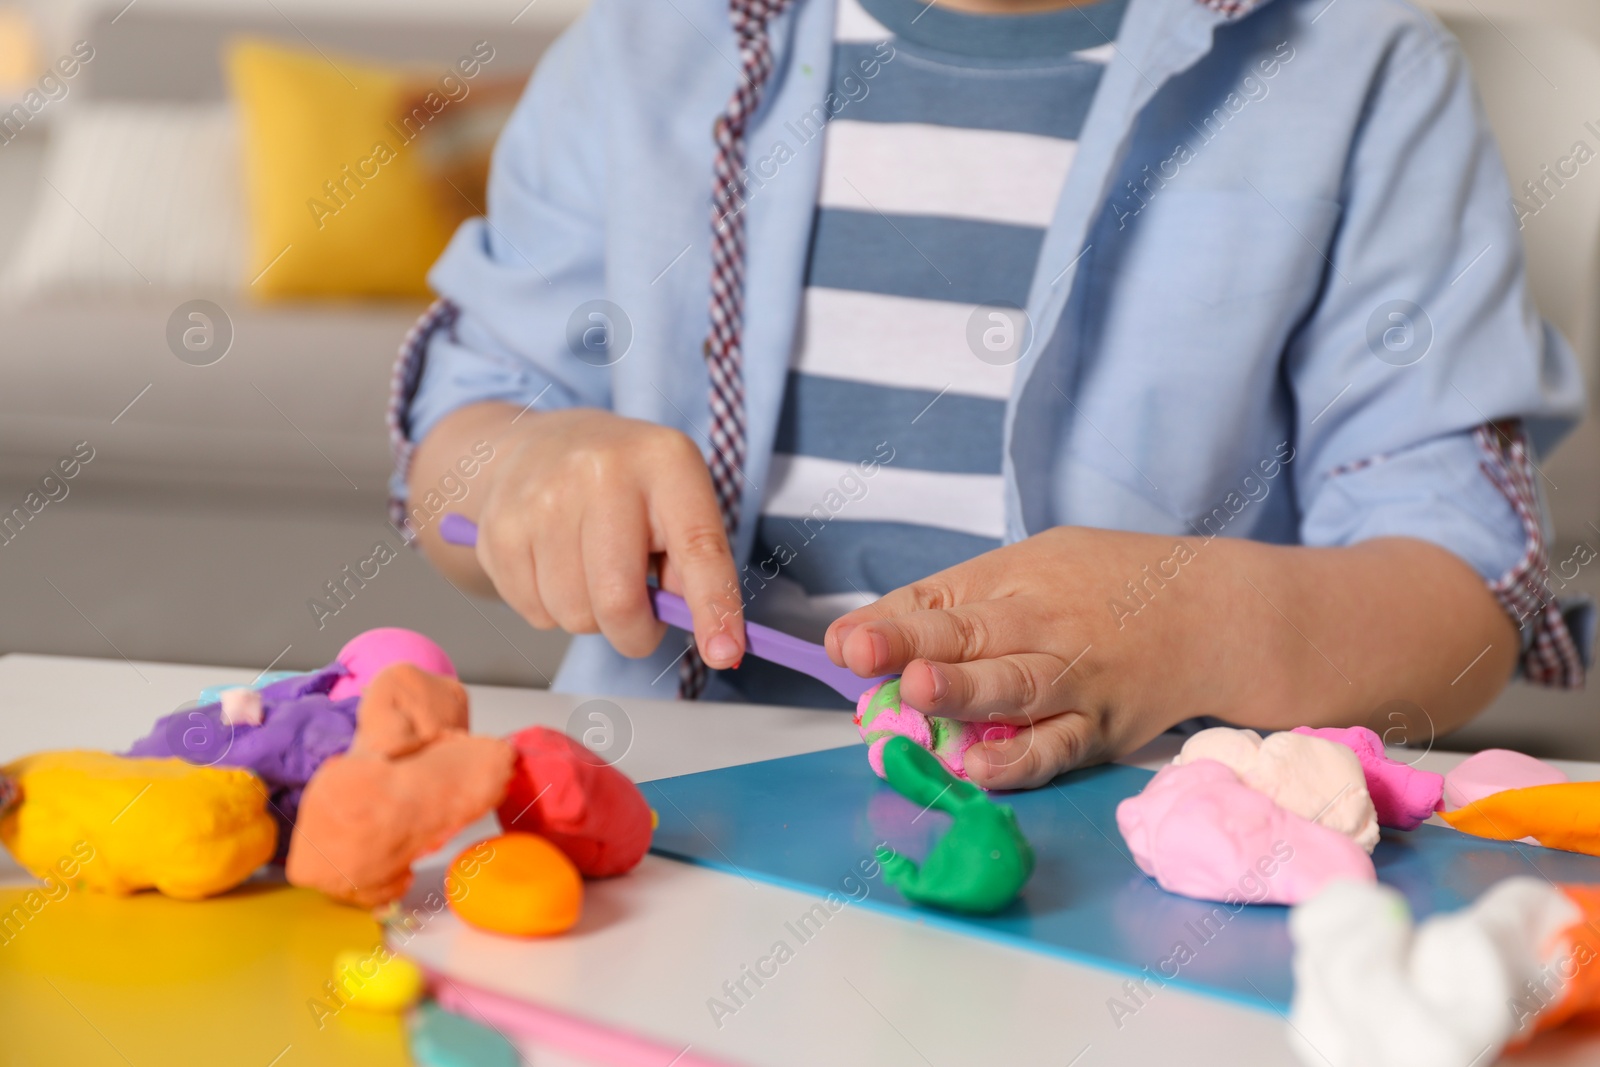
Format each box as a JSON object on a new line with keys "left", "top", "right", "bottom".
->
{"left": 0, "top": 880, "right": 411, "bottom": 1066}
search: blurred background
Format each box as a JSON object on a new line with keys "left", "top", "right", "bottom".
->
{"left": 0, "top": 0, "right": 1597, "bottom": 756}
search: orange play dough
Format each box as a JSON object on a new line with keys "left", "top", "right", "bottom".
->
{"left": 1439, "top": 781, "right": 1600, "bottom": 855}
{"left": 349, "top": 663, "right": 469, "bottom": 759}
{"left": 1531, "top": 884, "right": 1600, "bottom": 1036}
{"left": 447, "top": 833, "right": 582, "bottom": 937}
{"left": 287, "top": 735, "right": 514, "bottom": 908}
{"left": 286, "top": 663, "right": 513, "bottom": 908}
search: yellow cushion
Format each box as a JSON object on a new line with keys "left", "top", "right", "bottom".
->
{"left": 227, "top": 39, "right": 460, "bottom": 300}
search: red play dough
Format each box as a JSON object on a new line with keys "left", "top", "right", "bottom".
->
{"left": 496, "top": 727, "right": 652, "bottom": 878}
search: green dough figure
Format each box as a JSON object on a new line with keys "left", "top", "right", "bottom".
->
{"left": 874, "top": 736, "right": 1035, "bottom": 914}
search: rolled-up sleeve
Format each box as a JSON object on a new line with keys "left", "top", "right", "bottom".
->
{"left": 1286, "top": 21, "right": 1590, "bottom": 684}
{"left": 386, "top": 5, "right": 617, "bottom": 523}
{"left": 1301, "top": 422, "right": 1592, "bottom": 685}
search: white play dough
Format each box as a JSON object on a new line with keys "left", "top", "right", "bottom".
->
{"left": 1176, "top": 728, "right": 1380, "bottom": 852}
{"left": 219, "top": 686, "right": 264, "bottom": 727}
{"left": 1288, "top": 878, "right": 1579, "bottom": 1067}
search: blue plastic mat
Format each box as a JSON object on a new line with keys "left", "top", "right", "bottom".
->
{"left": 643, "top": 745, "right": 1600, "bottom": 1012}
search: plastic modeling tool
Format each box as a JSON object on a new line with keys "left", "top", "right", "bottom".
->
{"left": 439, "top": 514, "right": 890, "bottom": 700}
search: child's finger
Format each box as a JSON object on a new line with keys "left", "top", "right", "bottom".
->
{"left": 836, "top": 602, "right": 1027, "bottom": 677}
{"left": 581, "top": 494, "right": 665, "bottom": 658}
{"left": 897, "top": 652, "right": 1074, "bottom": 725}
{"left": 476, "top": 517, "right": 555, "bottom": 630}
{"left": 965, "top": 711, "right": 1102, "bottom": 791}
{"left": 824, "top": 553, "right": 1011, "bottom": 664}
{"left": 534, "top": 517, "right": 598, "bottom": 636}
{"left": 651, "top": 459, "right": 744, "bottom": 670}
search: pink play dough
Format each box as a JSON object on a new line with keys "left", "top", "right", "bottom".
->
{"left": 1441, "top": 749, "right": 1567, "bottom": 812}
{"left": 854, "top": 679, "right": 1017, "bottom": 784}
{"left": 328, "top": 628, "right": 457, "bottom": 702}
{"left": 1116, "top": 759, "right": 1377, "bottom": 906}
{"left": 1293, "top": 725, "right": 1443, "bottom": 831}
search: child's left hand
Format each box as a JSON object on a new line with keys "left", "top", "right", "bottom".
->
{"left": 824, "top": 526, "right": 1517, "bottom": 790}
{"left": 826, "top": 527, "right": 1186, "bottom": 790}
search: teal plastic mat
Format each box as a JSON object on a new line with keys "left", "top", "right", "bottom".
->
{"left": 644, "top": 745, "right": 1600, "bottom": 1012}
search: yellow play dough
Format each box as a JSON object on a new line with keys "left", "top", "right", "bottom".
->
{"left": 0, "top": 750, "right": 277, "bottom": 900}
{"left": 333, "top": 947, "right": 425, "bottom": 1012}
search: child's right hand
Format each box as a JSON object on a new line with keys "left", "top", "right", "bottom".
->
{"left": 413, "top": 404, "right": 746, "bottom": 669}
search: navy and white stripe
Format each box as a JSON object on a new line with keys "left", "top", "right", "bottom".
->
{"left": 742, "top": 0, "right": 1128, "bottom": 659}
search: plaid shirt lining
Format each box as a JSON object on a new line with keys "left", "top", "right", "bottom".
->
{"left": 385, "top": 298, "right": 459, "bottom": 537}
{"left": 1474, "top": 421, "right": 1586, "bottom": 688}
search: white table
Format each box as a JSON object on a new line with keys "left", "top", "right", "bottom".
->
{"left": 2, "top": 652, "right": 1596, "bottom": 1067}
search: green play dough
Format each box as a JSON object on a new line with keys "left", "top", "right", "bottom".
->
{"left": 409, "top": 1001, "right": 520, "bottom": 1067}
{"left": 874, "top": 736, "right": 1035, "bottom": 914}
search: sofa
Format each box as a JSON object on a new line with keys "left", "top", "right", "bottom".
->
{"left": 0, "top": 6, "right": 576, "bottom": 688}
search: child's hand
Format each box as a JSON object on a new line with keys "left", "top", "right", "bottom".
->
{"left": 824, "top": 527, "right": 1515, "bottom": 790}
{"left": 451, "top": 406, "right": 745, "bottom": 668}
{"left": 825, "top": 527, "right": 1177, "bottom": 790}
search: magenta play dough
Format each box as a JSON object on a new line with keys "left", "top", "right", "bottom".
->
{"left": 329, "top": 627, "right": 457, "bottom": 702}
{"left": 1441, "top": 749, "right": 1567, "bottom": 812}
{"left": 1292, "top": 725, "right": 1443, "bottom": 830}
{"left": 1116, "top": 759, "right": 1376, "bottom": 906}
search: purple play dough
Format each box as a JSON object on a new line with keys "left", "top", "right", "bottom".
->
{"left": 124, "top": 664, "right": 360, "bottom": 857}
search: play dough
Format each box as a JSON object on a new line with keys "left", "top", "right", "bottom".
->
{"left": 219, "top": 687, "right": 265, "bottom": 727}
{"left": 196, "top": 670, "right": 306, "bottom": 705}
{"left": 496, "top": 726, "right": 652, "bottom": 878}
{"left": 333, "top": 947, "right": 425, "bottom": 1012}
{"left": 1439, "top": 781, "right": 1600, "bottom": 856}
{"left": 0, "top": 750, "right": 276, "bottom": 899}
{"left": 287, "top": 735, "right": 513, "bottom": 907}
{"left": 127, "top": 629, "right": 460, "bottom": 855}
{"left": 287, "top": 672, "right": 514, "bottom": 907}
{"left": 1441, "top": 748, "right": 1567, "bottom": 811}
{"left": 855, "top": 678, "right": 1018, "bottom": 783}
{"left": 1287, "top": 877, "right": 1600, "bottom": 1067}
{"left": 349, "top": 664, "right": 470, "bottom": 758}
{"left": 330, "top": 627, "right": 456, "bottom": 702}
{"left": 127, "top": 664, "right": 359, "bottom": 847}
{"left": 410, "top": 1001, "right": 521, "bottom": 1067}
{"left": 1176, "top": 728, "right": 1379, "bottom": 851}
{"left": 1292, "top": 725, "right": 1444, "bottom": 830}
{"left": 1116, "top": 759, "right": 1375, "bottom": 906}
{"left": 1528, "top": 883, "right": 1600, "bottom": 1035}
{"left": 447, "top": 833, "right": 583, "bottom": 936}
{"left": 873, "top": 736, "right": 1033, "bottom": 914}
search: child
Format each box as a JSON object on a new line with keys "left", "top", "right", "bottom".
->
{"left": 390, "top": 0, "right": 1589, "bottom": 790}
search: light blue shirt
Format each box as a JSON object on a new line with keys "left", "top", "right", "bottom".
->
{"left": 396, "top": 0, "right": 1588, "bottom": 702}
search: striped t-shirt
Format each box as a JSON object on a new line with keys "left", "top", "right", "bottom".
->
{"left": 732, "top": 0, "right": 1129, "bottom": 706}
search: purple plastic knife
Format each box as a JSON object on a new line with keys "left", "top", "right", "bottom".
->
{"left": 438, "top": 513, "right": 891, "bottom": 701}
